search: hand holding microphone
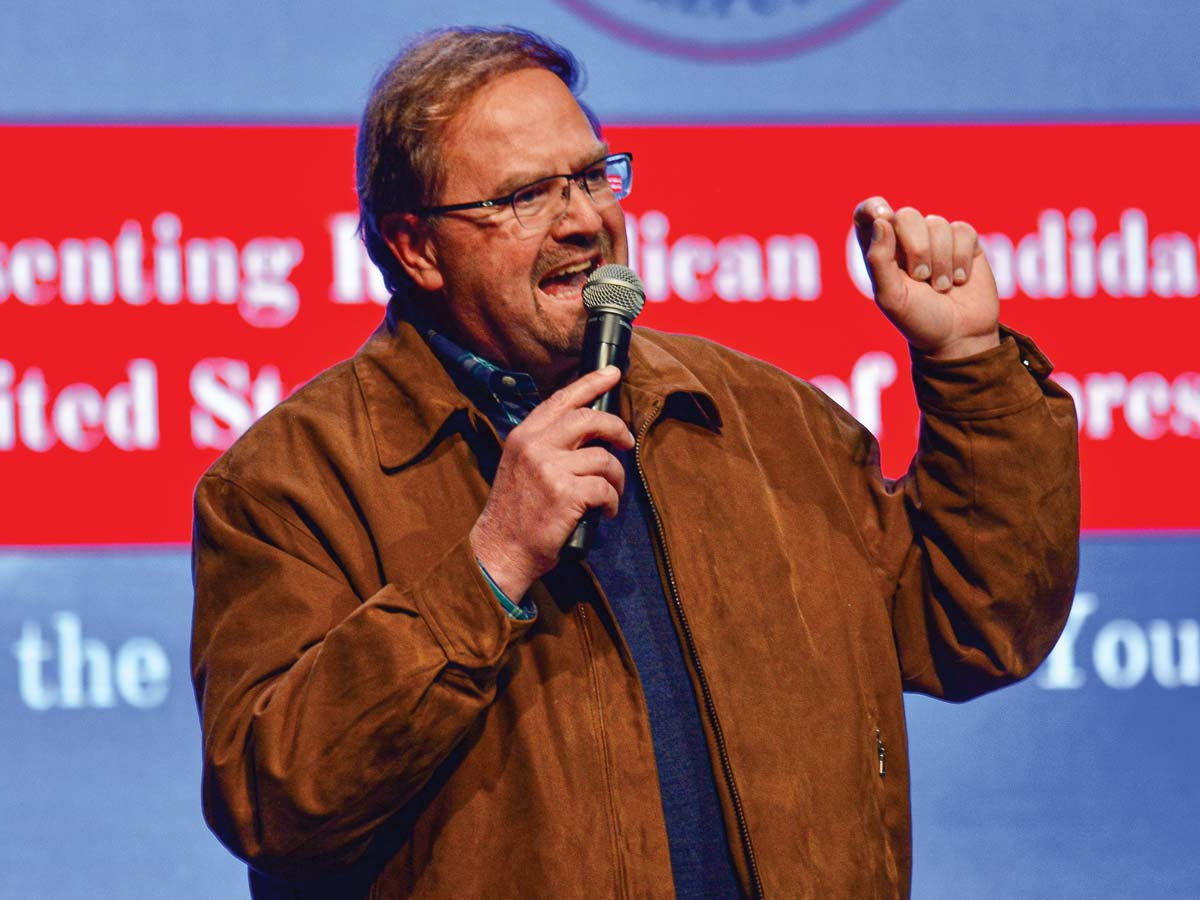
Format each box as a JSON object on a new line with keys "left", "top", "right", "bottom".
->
{"left": 560, "top": 264, "right": 646, "bottom": 559}
{"left": 468, "top": 265, "right": 645, "bottom": 599}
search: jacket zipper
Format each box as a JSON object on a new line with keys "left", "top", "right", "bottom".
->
{"left": 633, "top": 404, "right": 765, "bottom": 900}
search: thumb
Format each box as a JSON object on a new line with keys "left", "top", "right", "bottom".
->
{"left": 863, "top": 216, "right": 905, "bottom": 305}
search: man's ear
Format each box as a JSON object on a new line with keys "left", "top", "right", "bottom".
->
{"left": 381, "top": 212, "right": 445, "bottom": 293}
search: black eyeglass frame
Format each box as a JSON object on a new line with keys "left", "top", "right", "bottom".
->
{"left": 415, "top": 152, "right": 633, "bottom": 224}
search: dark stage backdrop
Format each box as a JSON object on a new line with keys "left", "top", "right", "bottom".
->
{"left": 2, "top": 3, "right": 1198, "bottom": 897}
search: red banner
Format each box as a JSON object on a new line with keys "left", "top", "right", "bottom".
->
{"left": 3, "top": 124, "right": 1198, "bottom": 542}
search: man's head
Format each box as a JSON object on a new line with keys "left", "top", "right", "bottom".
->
{"left": 356, "top": 28, "right": 629, "bottom": 388}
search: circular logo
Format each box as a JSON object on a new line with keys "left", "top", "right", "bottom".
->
{"left": 556, "top": 0, "right": 900, "bottom": 63}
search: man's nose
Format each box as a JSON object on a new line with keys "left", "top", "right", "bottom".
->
{"left": 550, "top": 177, "right": 605, "bottom": 236}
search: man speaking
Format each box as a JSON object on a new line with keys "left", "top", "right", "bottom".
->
{"left": 191, "top": 27, "right": 1079, "bottom": 899}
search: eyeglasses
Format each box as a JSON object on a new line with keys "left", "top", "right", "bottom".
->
{"left": 417, "top": 152, "right": 633, "bottom": 231}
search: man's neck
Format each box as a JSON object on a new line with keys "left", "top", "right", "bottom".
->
{"left": 406, "top": 294, "right": 579, "bottom": 395}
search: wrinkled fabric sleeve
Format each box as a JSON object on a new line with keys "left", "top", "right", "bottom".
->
{"left": 855, "top": 327, "right": 1080, "bottom": 700}
{"left": 191, "top": 472, "right": 535, "bottom": 879}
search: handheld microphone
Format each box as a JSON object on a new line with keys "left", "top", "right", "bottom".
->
{"left": 560, "top": 264, "right": 646, "bottom": 561}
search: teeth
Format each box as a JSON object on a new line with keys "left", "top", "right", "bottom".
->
{"left": 551, "top": 261, "right": 591, "bottom": 278}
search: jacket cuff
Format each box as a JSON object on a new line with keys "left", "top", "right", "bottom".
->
{"left": 401, "top": 533, "right": 536, "bottom": 670}
{"left": 911, "top": 325, "right": 1055, "bottom": 420}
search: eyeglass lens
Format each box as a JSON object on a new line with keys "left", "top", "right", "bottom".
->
{"left": 511, "top": 155, "right": 631, "bottom": 229}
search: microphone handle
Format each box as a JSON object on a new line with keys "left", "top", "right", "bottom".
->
{"left": 560, "top": 313, "right": 632, "bottom": 561}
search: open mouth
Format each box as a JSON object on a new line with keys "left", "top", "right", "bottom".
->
{"left": 538, "top": 258, "right": 599, "bottom": 298}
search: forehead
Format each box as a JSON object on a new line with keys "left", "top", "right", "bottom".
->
{"left": 438, "top": 67, "right": 605, "bottom": 199}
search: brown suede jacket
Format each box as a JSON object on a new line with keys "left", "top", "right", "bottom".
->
{"left": 191, "top": 317, "right": 1080, "bottom": 900}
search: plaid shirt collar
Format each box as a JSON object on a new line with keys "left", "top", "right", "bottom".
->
{"left": 402, "top": 299, "right": 542, "bottom": 434}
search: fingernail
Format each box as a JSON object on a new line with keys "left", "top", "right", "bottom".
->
{"left": 876, "top": 202, "right": 891, "bottom": 216}
{"left": 913, "top": 264, "right": 931, "bottom": 281}
{"left": 934, "top": 274, "right": 951, "bottom": 291}
{"left": 872, "top": 220, "right": 883, "bottom": 242}
{"left": 954, "top": 267, "right": 967, "bottom": 283}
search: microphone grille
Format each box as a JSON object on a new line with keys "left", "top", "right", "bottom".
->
{"left": 583, "top": 264, "right": 646, "bottom": 320}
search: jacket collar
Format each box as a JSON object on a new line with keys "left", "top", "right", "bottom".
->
{"left": 624, "top": 333, "right": 722, "bottom": 437}
{"left": 353, "top": 317, "right": 472, "bottom": 470}
{"left": 353, "top": 313, "right": 721, "bottom": 471}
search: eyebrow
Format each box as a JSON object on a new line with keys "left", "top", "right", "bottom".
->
{"left": 488, "top": 142, "right": 611, "bottom": 199}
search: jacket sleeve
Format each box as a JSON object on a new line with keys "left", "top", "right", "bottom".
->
{"left": 858, "top": 327, "right": 1081, "bottom": 701}
{"left": 190, "top": 472, "right": 535, "bottom": 879}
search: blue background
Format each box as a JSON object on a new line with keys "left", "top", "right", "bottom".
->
{"left": 3, "top": 2, "right": 1198, "bottom": 897}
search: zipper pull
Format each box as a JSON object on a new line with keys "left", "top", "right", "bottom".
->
{"left": 876, "top": 728, "right": 886, "bottom": 777}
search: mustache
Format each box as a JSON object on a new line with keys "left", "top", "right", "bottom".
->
{"left": 531, "top": 232, "right": 613, "bottom": 283}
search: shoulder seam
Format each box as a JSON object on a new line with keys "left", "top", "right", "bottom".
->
{"left": 199, "top": 472, "right": 328, "bottom": 557}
